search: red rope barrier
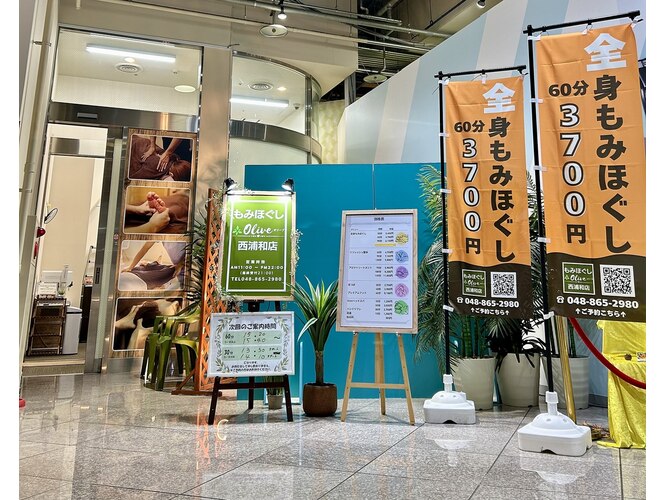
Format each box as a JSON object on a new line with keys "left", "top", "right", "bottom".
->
{"left": 568, "top": 317, "right": 646, "bottom": 390}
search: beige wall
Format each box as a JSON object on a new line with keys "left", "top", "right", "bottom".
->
{"left": 39, "top": 155, "right": 103, "bottom": 308}
{"left": 317, "top": 100, "right": 346, "bottom": 164}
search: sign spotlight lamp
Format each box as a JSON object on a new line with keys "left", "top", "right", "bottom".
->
{"left": 281, "top": 178, "right": 294, "bottom": 192}
{"left": 223, "top": 177, "right": 238, "bottom": 193}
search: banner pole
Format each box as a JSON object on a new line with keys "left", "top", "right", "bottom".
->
{"left": 522, "top": 11, "right": 640, "bottom": 35}
{"left": 525, "top": 24, "right": 554, "bottom": 392}
{"left": 437, "top": 74, "right": 451, "bottom": 377}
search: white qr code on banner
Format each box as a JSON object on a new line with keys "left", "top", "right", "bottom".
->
{"left": 600, "top": 265, "right": 635, "bottom": 297}
{"left": 491, "top": 272, "right": 517, "bottom": 298}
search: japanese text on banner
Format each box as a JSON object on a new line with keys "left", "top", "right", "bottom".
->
{"left": 445, "top": 76, "right": 533, "bottom": 318}
{"left": 536, "top": 23, "right": 646, "bottom": 322}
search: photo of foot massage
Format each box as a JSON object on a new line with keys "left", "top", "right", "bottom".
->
{"left": 123, "top": 187, "right": 191, "bottom": 235}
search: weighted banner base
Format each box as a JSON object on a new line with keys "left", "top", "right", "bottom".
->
{"left": 423, "top": 374, "right": 476, "bottom": 425}
{"left": 517, "top": 391, "right": 592, "bottom": 456}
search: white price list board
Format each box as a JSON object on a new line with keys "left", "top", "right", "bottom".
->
{"left": 337, "top": 210, "right": 418, "bottom": 333}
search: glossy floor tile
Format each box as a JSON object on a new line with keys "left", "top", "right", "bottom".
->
{"left": 18, "top": 372, "right": 646, "bottom": 499}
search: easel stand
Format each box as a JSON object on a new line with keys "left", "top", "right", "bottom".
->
{"left": 207, "top": 374, "right": 294, "bottom": 424}
{"left": 340, "top": 332, "right": 415, "bottom": 425}
{"left": 206, "top": 299, "right": 294, "bottom": 424}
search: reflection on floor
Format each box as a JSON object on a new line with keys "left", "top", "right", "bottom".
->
{"left": 19, "top": 372, "right": 646, "bottom": 499}
{"left": 22, "top": 344, "right": 86, "bottom": 377}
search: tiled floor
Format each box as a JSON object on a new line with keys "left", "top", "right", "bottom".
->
{"left": 19, "top": 372, "right": 646, "bottom": 499}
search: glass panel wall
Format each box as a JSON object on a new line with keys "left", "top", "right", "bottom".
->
{"left": 230, "top": 55, "right": 307, "bottom": 134}
{"left": 229, "top": 54, "right": 322, "bottom": 187}
{"left": 52, "top": 29, "right": 201, "bottom": 115}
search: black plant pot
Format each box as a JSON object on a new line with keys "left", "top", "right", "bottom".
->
{"left": 302, "top": 383, "right": 337, "bottom": 417}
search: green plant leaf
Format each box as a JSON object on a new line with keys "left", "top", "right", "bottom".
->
{"left": 290, "top": 276, "right": 338, "bottom": 383}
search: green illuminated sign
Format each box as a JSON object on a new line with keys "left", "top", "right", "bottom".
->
{"left": 219, "top": 192, "right": 295, "bottom": 299}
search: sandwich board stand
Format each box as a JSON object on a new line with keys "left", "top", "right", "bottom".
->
{"left": 337, "top": 209, "right": 418, "bottom": 425}
{"left": 206, "top": 306, "right": 295, "bottom": 424}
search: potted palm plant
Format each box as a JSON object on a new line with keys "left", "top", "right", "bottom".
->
{"left": 415, "top": 165, "right": 496, "bottom": 409}
{"left": 449, "top": 314, "right": 495, "bottom": 410}
{"left": 292, "top": 277, "right": 339, "bottom": 417}
{"left": 264, "top": 375, "right": 284, "bottom": 410}
{"left": 487, "top": 316, "right": 546, "bottom": 407}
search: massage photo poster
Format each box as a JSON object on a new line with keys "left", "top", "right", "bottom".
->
{"left": 109, "top": 128, "right": 197, "bottom": 357}
{"left": 337, "top": 209, "right": 418, "bottom": 334}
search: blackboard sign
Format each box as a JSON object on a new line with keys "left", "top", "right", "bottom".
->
{"left": 337, "top": 209, "right": 418, "bottom": 333}
{"left": 218, "top": 191, "right": 296, "bottom": 300}
{"left": 207, "top": 311, "right": 295, "bottom": 377}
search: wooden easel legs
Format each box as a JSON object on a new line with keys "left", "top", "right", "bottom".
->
{"left": 340, "top": 332, "right": 415, "bottom": 425}
{"left": 340, "top": 333, "right": 359, "bottom": 420}
{"left": 396, "top": 333, "right": 416, "bottom": 425}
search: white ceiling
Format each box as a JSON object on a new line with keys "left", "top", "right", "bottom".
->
{"left": 56, "top": 30, "right": 202, "bottom": 89}
{"left": 55, "top": 30, "right": 311, "bottom": 125}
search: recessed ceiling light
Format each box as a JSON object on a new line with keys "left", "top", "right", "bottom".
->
{"left": 124, "top": 57, "right": 135, "bottom": 63}
{"left": 175, "top": 85, "right": 196, "bottom": 93}
{"left": 277, "top": 86, "right": 287, "bottom": 91}
{"left": 86, "top": 44, "right": 176, "bottom": 63}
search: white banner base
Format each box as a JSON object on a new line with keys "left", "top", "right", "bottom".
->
{"left": 423, "top": 374, "right": 476, "bottom": 425}
{"left": 517, "top": 391, "right": 592, "bottom": 456}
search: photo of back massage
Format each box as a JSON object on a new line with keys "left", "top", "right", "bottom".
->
{"left": 118, "top": 240, "right": 187, "bottom": 292}
{"left": 113, "top": 297, "right": 182, "bottom": 351}
{"left": 123, "top": 186, "right": 190, "bottom": 235}
{"left": 128, "top": 134, "right": 193, "bottom": 182}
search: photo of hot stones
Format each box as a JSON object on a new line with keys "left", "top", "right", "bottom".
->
{"left": 123, "top": 186, "right": 190, "bottom": 235}
{"left": 113, "top": 297, "right": 182, "bottom": 351}
{"left": 118, "top": 240, "right": 186, "bottom": 292}
{"left": 128, "top": 134, "right": 193, "bottom": 182}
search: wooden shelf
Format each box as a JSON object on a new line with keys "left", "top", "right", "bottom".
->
{"left": 27, "top": 298, "right": 67, "bottom": 356}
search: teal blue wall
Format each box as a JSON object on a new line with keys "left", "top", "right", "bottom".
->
{"left": 242, "top": 163, "right": 443, "bottom": 400}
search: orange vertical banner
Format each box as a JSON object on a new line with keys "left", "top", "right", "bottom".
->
{"left": 536, "top": 23, "right": 645, "bottom": 322}
{"left": 445, "top": 76, "right": 533, "bottom": 318}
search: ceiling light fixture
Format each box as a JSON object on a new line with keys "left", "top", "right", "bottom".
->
{"left": 259, "top": 23, "right": 288, "bottom": 37}
{"left": 277, "top": 1, "right": 287, "bottom": 21}
{"left": 174, "top": 85, "right": 196, "bottom": 93}
{"left": 86, "top": 44, "right": 176, "bottom": 63}
{"left": 277, "top": 86, "right": 287, "bottom": 92}
{"left": 363, "top": 73, "right": 388, "bottom": 84}
{"left": 477, "top": 0, "right": 486, "bottom": 8}
{"left": 230, "top": 96, "right": 289, "bottom": 108}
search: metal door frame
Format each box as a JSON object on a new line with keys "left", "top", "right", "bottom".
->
{"left": 47, "top": 103, "right": 197, "bottom": 372}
